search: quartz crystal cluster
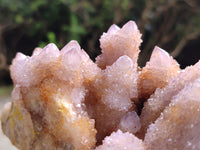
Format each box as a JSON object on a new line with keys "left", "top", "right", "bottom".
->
{"left": 1, "top": 20, "right": 200, "bottom": 150}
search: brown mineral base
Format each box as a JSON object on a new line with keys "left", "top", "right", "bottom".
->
{"left": 0, "top": 96, "right": 18, "bottom": 150}
{"left": 1, "top": 21, "right": 200, "bottom": 150}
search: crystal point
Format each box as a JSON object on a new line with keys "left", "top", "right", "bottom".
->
{"left": 2, "top": 41, "right": 98, "bottom": 150}
{"left": 107, "top": 24, "right": 120, "bottom": 34}
{"left": 138, "top": 46, "right": 180, "bottom": 99}
{"left": 96, "top": 20, "right": 142, "bottom": 69}
{"left": 2, "top": 20, "right": 200, "bottom": 150}
{"left": 139, "top": 60, "right": 200, "bottom": 139}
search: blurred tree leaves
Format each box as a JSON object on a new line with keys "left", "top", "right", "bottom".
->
{"left": 62, "top": 13, "right": 86, "bottom": 43}
{"left": 0, "top": 0, "right": 200, "bottom": 85}
{"left": 0, "top": 0, "right": 199, "bottom": 65}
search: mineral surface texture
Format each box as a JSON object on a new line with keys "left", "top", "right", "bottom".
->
{"left": 144, "top": 78, "right": 200, "bottom": 149}
{"left": 138, "top": 46, "right": 180, "bottom": 99}
{"left": 96, "top": 21, "right": 142, "bottom": 69}
{"left": 1, "top": 20, "right": 200, "bottom": 150}
{"left": 86, "top": 55, "right": 138, "bottom": 142}
{"left": 96, "top": 130, "right": 145, "bottom": 150}
{"left": 138, "top": 59, "right": 200, "bottom": 139}
{"left": 2, "top": 42, "right": 99, "bottom": 150}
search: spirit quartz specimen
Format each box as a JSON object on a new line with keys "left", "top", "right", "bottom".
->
{"left": 1, "top": 20, "right": 200, "bottom": 150}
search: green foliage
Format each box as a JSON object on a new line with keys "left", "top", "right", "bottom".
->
{"left": 0, "top": 0, "right": 200, "bottom": 59}
{"left": 0, "top": 0, "right": 136, "bottom": 50}
{"left": 39, "top": 32, "right": 59, "bottom": 48}
{"left": 0, "top": 0, "right": 200, "bottom": 85}
{"left": 0, "top": 85, "right": 13, "bottom": 96}
{"left": 62, "top": 13, "right": 86, "bottom": 42}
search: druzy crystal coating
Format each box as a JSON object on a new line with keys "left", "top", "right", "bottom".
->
{"left": 1, "top": 21, "right": 200, "bottom": 150}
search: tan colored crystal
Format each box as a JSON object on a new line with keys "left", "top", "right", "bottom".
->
{"left": 139, "top": 60, "right": 200, "bottom": 139}
{"left": 2, "top": 20, "right": 200, "bottom": 150}
{"left": 144, "top": 78, "right": 200, "bottom": 149}
{"left": 2, "top": 42, "right": 98, "bottom": 150}
{"left": 96, "top": 21, "right": 142, "bottom": 69}
{"left": 138, "top": 46, "right": 180, "bottom": 99}
{"left": 86, "top": 55, "right": 138, "bottom": 142}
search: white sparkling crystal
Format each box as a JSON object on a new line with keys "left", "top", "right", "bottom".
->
{"left": 96, "top": 130, "right": 145, "bottom": 150}
{"left": 96, "top": 21, "right": 142, "bottom": 69}
{"left": 144, "top": 78, "right": 200, "bottom": 149}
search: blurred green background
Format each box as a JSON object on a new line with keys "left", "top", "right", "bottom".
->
{"left": 0, "top": 0, "right": 200, "bottom": 86}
